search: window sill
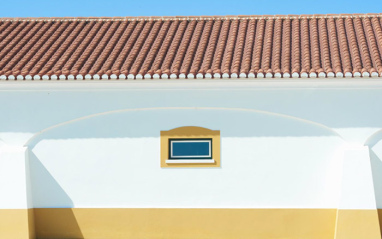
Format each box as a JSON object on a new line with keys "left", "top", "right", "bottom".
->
{"left": 165, "top": 159, "right": 215, "bottom": 164}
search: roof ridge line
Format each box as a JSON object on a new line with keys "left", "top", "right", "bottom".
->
{"left": 1, "top": 13, "right": 382, "bottom": 22}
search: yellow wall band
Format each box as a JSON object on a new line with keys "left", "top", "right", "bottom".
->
{"left": 3, "top": 208, "right": 380, "bottom": 238}
{"left": 335, "top": 209, "right": 381, "bottom": 239}
{"left": 34, "top": 208, "right": 336, "bottom": 239}
{"left": 0, "top": 209, "right": 34, "bottom": 239}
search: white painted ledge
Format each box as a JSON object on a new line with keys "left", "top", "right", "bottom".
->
{"left": 2, "top": 78, "right": 382, "bottom": 91}
{"left": 166, "top": 159, "right": 215, "bottom": 164}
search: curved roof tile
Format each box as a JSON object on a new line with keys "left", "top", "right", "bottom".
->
{"left": 0, "top": 14, "right": 382, "bottom": 80}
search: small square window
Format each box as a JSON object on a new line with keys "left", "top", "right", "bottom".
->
{"left": 161, "top": 126, "right": 220, "bottom": 167}
{"left": 169, "top": 139, "right": 212, "bottom": 159}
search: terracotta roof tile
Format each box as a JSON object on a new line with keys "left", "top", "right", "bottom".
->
{"left": 50, "top": 21, "right": 86, "bottom": 75}
{"left": 130, "top": 21, "right": 160, "bottom": 76}
{"left": 271, "top": 18, "right": 282, "bottom": 76}
{"left": 309, "top": 18, "right": 321, "bottom": 75}
{"left": 140, "top": 20, "right": 170, "bottom": 76}
{"left": 364, "top": 17, "right": 382, "bottom": 75}
{"left": 25, "top": 21, "right": 66, "bottom": 75}
{"left": 371, "top": 17, "right": 382, "bottom": 74}
{"left": 180, "top": 20, "right": 204, "bottom": 76}
{"left": 189, "top": 20, "right": 213, "bottom": 76}
{"left": 261, "top": 19, "right": 274, "bottom": 75}
{"left": 91, "top": 21, "right": 126, "bottom": 75}
{"left": 336, "top": 18, "right": 352, "bottom": 75}
{"left": 222, "top": 19, "right": 239, "bottom": 76}
{"left": 112, "top": 20, "right": 144, "bottom": 74}
{"left": 318, "top": 18, "right": 332, "bottom": 75}
{"left": 327, "top": 18, "right": 342, "bottom": 75}
{"left": 173, "top": 20, "right": 196, "bottom": 76}
{"left": 212, "top": 19, "right": 230, "bottom": 75}
{"left": 161, "top": 20, "right": 186, "bottom": 76}
{"left": 291, "top": 18, "right": 300, "bottom": 75}
{"left": 300, "top": 18, "right": 310, "bottom": 75}
{"left": 105, "top": 21, "right": 135, "bottom": 75}
{"left": 122, "top": 20, "right": 154, "bottom": 76}
{"left": 81, "top": 21, "right": 119, "bottom": 75}
{"left": 199, "top": 20, "right": 221, "bottom": 75}
{"left": 281, "top": 18, "right": 291, "bottom": 75}
{"left": 13, "top": 22, "right": 54, "bottom": 75}
{"left": 62, "top": 21, "right": 98, "bottom": 75}
{"left": 151, "top": 20, "right": 178, "bottom": 76}
{"left": 0, "top": 14, "right": 382, "bottom": 80}
{"left": 231, "top": 19, "right": 247, "bottom": 76}
{"left": 354, "top": 17, "right": 373, "bottom": 74}
{"left": 251, "top": 19, "right": 265, "bottom": 75}
{"left": 345, "top": 18, "right": 363, "bottom": 74}
{"left": 240, "top": 19, "right": 256, "bottom": 76}
{"left": 31, "top": 21, "right": 74, "bottom": 76}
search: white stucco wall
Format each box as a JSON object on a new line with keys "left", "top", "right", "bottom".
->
{"left": 0, "top": 79, "right": 381, "bottom": 209}
{"left": 29, "top": 108, "right": 344, "bottom": 208}
{"left": 0, "top": 145, "right": 29, "bottom": 209}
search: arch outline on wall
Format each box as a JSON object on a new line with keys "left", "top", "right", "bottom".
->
{"left": 24, "top": 107, "right": 344, "bottom": 148}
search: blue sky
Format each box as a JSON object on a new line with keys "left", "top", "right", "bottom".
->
{"left": 2, "top": 0, "right": 382, "bottom": 17}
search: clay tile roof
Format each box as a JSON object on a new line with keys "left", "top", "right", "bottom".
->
{"left": 0, "top": 13, "right": 382, "bottom": 80}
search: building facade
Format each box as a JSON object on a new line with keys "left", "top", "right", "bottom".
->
{"left": 0, "top": 14, "right": 382, "bottom": 239}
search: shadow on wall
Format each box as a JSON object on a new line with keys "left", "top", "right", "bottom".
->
{"left": 366, "top": 129, "right": 382, "bottom": 208}
{"left": 370, "top": 150, "right": 382, "bottom": 237}
{"left": 25, "top": 108, "right": 341, "bottom": 147}
{"left": 370, "top": 150, "right": 382, "bottom": 209}
{"left": 29, "top": 151, "right": 84, "bottom": 238}
{"left": 366, "top": 129, "right": 382, "bottom": 236}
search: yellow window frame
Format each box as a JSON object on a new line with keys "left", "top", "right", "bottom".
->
{"left": 160, "top": 126, "right": 220, "bottom": 168}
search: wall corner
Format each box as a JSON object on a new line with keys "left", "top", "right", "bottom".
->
{"left": 334, "top": 146, "right": 381, "bottom": 239}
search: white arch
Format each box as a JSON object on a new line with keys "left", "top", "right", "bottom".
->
{"left": 24, "top": 107, "right": 344, "bottom": 147}
{"left": 364, "top": 129, "right": 382, "bottom": 147}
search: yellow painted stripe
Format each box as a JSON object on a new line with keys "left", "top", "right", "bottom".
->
{"left": 334, "top": 209, "right": 381, "bottom": 239}
{"left": 0, "top": 209, "right": 34, "bottom": 239}
{"left": 34, "top": 208, "right": 337, "bottom": 239}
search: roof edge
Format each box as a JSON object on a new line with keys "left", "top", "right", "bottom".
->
{"left": 1, "top": 13, "right": 382, "bottom": 21}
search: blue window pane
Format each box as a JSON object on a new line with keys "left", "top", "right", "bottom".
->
{"left": 171, "top": 140, "right": 211, "bottom": 158}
